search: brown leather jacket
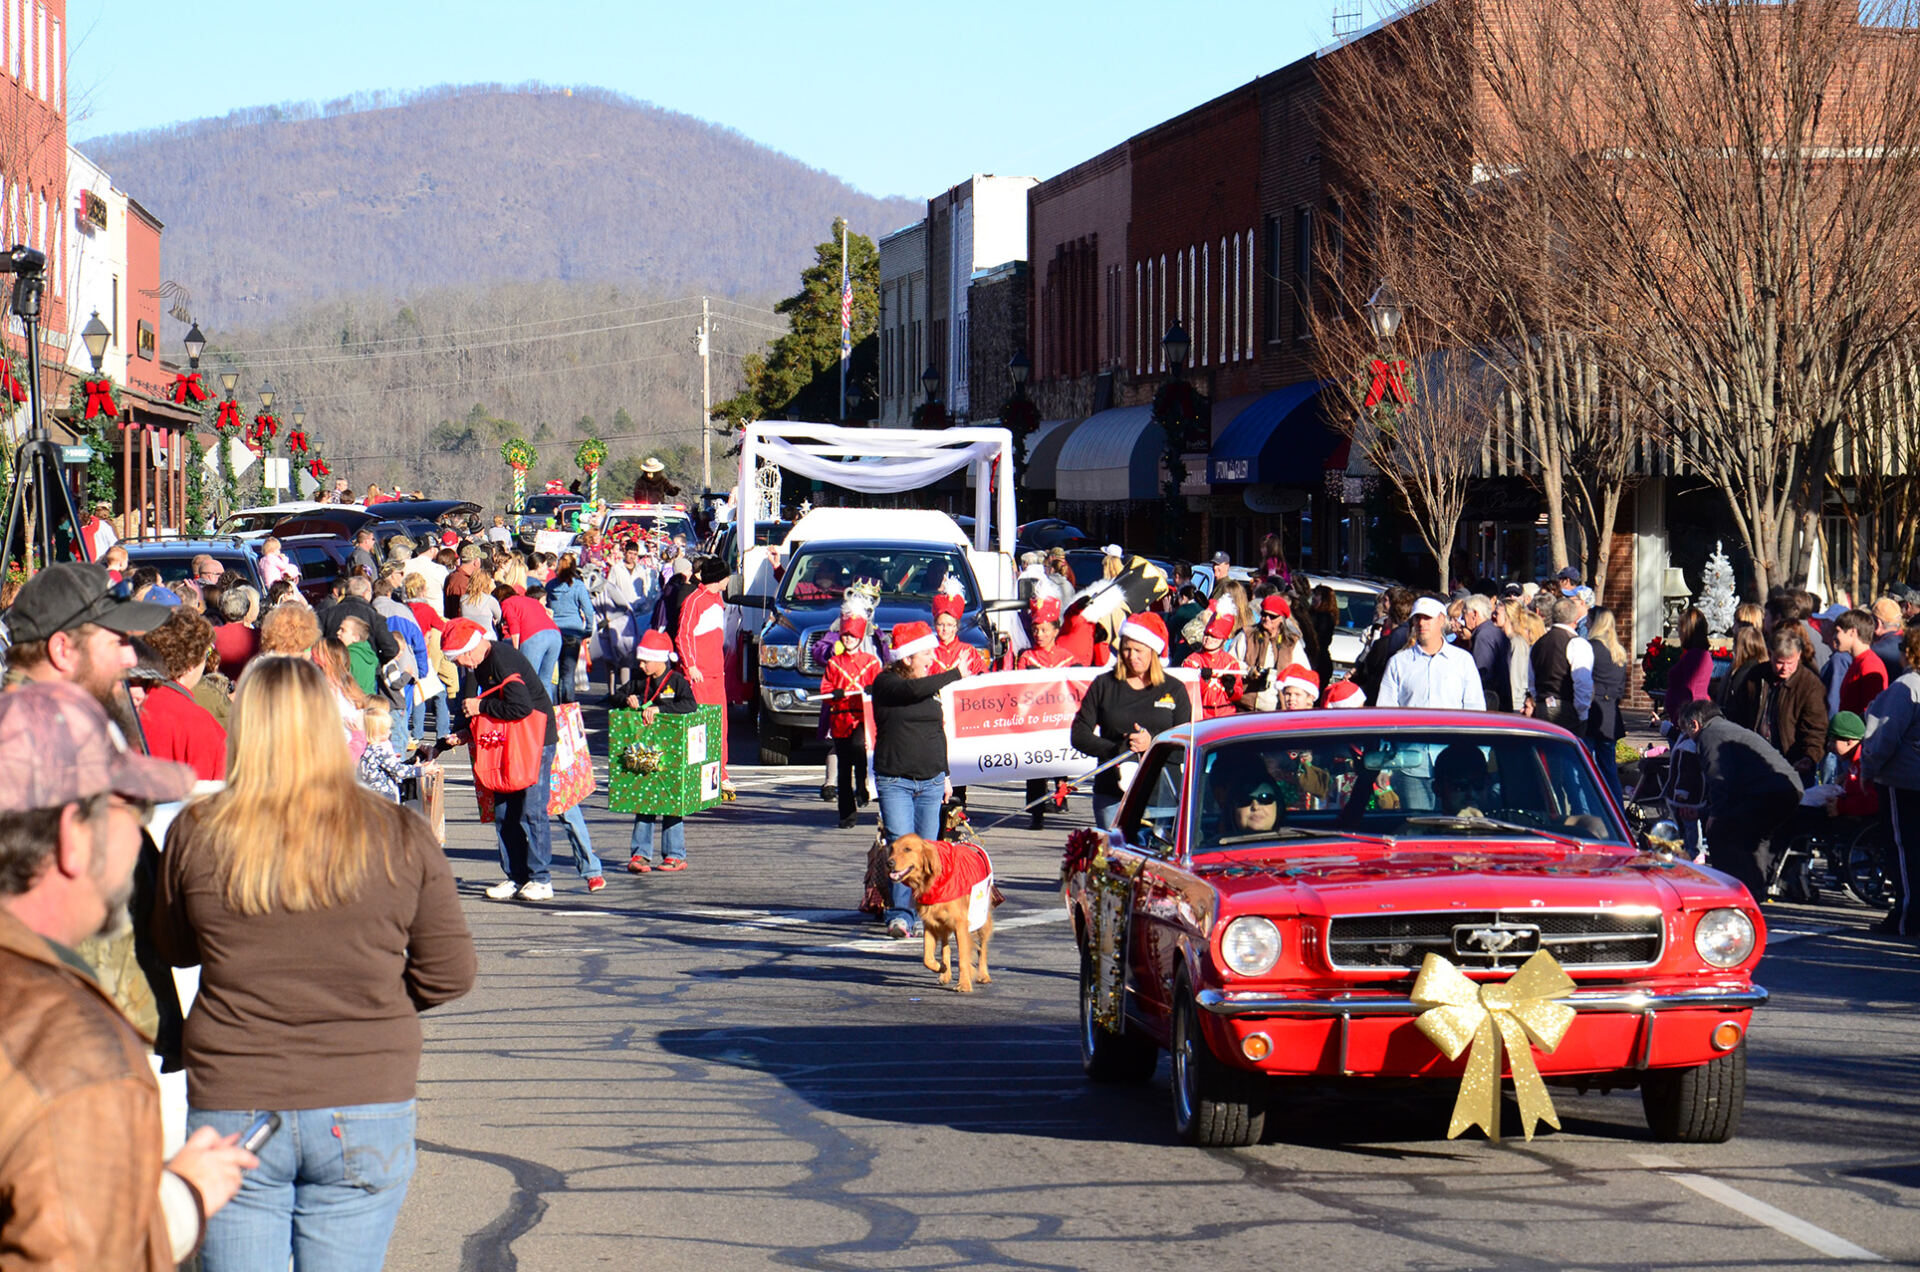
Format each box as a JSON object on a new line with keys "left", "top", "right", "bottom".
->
{"left": 0, "top": 908, "right": 174, "bottom": 1271}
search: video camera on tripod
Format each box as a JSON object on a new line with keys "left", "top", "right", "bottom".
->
{"left": 0, "top": 243, "right": 88, "bottom": 573}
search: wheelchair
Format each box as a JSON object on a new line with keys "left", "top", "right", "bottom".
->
{"left": 1771, "top": 815, "right": 1898, "bottom": 910}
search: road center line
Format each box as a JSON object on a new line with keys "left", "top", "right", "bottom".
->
{"left": 810, "top": 908, "right": 1069, "bottom": 951}
{"left": 1634, "top": 1155, "right": 1885, "bottom": 1261}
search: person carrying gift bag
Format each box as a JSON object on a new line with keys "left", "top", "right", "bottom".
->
{"left": 612, "top": 630, "right": 699, "bottom": 872}
{"left": 820, "top": 612, "right": 882, "bottom": 829}
{"left": 441, "top": 618, "right": 563, "bottom": 902}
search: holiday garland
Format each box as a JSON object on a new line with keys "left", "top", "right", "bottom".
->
{"left": 0, "top": 355, "right": 28, "bottom": 415}
{"left": 71, "top": 376, "right": 119, "bottom": 422}
{"left": 166, "top": 371, "right": 210, "bottom": 406}
{"left": 502, "top": 437, "right": 537, "bottom": 512}
{"left": 576, "top": 436, "right": 607, "bottom": 508}
{"left": 184, "top": 431, "right": 209, "bottom": 532}
{"left": 207, "top": 398, "right": 243, "bottom": 515}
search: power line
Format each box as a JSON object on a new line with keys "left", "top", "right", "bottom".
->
{"left": 328, "top": 424, "right": 720, "bottom": 463}
{"left": 241, "top": 310, "right": 706, "bottom": 371}
{"left": 296, "top": 348, "right": 698, "bottom": 403}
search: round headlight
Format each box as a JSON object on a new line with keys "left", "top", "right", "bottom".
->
{"left": 1221, "top": 916, "right": 1282, "bottom": 977}
{"left": 1693, "top": 908, "right": 1756, "bottom": 968}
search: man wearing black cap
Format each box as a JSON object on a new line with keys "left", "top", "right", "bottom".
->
{"left": 2, "top": 561, "right": 175, "bottom": 708}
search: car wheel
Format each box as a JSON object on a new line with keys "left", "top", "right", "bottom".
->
{"left": 758, "top": 728, "right": 792, "bottom": 767}
{"left": 1170, "top": 974, "right": 1265, "bottom": 1147}
{"left": 1641, "top": 1040, "right": 1746, "bottom": 1143}
{"left": 1079, "top": 942, "right": 1157, "bottom": 1085}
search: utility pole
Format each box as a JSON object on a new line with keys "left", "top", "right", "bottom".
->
{"left": 699, "top": 295, "right": 713, "bottom": 493}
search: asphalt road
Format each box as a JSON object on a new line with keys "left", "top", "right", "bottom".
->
{"left": 387, "top": 718, "right": 1920, "bottom": 1272}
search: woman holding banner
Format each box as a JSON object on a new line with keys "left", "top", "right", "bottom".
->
{"left": 1018, "top": 591, "right": 1081, "bottom": 830}
{"left": 1070, "top": 613, "right": 1193, "bottom": 830}
{"left": 870, "top": 621, "right": 966, "bottom": 939}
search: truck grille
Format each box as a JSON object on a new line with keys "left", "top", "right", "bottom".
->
{"left": 796, "top": 628, "right": 827, "bottom": 676}
{"left": 1325, "top": 909, "right": 1663, "bottom": 972}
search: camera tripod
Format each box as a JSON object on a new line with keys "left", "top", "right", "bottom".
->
{"left": 0, "top": 246, "right": 85, "bottom": 571}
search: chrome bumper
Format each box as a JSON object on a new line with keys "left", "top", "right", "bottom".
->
{"left": 1196, "top": 984, "right": 1768, "bottom": 1018}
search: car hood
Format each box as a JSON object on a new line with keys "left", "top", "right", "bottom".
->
{"left": 1193, "top": 843, "right": 1734, "bottom": 918}
{"left": 763, "top": 599, "right": 982, "bottom": 638}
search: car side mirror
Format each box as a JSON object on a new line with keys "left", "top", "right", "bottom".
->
{"left": 1643, "top": 819, "right": 1683, "bottom": 858}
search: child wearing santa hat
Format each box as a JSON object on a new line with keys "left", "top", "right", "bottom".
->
{"left": 611, "top": 629, "right": 698, "bottom": 872}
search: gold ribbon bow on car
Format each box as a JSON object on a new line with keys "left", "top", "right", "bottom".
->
{"left": 1411, "top": 949, "right": 1577, "bottom": 1142}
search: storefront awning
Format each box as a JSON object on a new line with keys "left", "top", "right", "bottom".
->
{"left": 1056, "top": 405, "right": 1159, "bottom": 502}
{"left": 1207, "top": 381, "right": 1342, "bottom": 485}
{"left": 1023, "top": 418, "right": 1083, "bottom": 489}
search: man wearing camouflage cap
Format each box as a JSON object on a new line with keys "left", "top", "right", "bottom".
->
{"left": 0, "top": 681, "right": 254, "bottom": 1267}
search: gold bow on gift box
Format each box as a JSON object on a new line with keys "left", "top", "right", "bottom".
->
{"left": 1411, "top": 949, "right": 1577, "bottom": 1142}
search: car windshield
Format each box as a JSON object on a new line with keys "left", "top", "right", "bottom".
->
{"left": 778, "top": 546, "right": 976, "bottom": 606}
{"left": 125, "top": 551, "right": 254, "bottom": 586}
{"left": 1193, "top": 730, "right": 1628, "bottom": 853}
{"left": 217, "top": 512, "right": 288, "bottom": 535}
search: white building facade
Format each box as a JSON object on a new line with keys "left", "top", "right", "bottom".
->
{"left": 877, "top": 221, "right": 926, "bottom": 428}
{"left": 63, "top": 145, "right": 127, "bottom": 382}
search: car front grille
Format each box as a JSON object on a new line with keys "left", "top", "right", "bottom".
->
{"left": 796, "top": 628, "right": 826, "bottom": 676}
{"left": 1325, "top": 909, "right": 1664, "bottom": 972}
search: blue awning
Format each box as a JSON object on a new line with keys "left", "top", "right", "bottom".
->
{"left": 1057, "top": 405, "right": 1160, "bottom": 501}
{"left": 1208, "top": 381, "right": 1342, "bottom": 485}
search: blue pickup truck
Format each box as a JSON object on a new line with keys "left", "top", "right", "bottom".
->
{"left": 754, "top": 537, "right": 996, "bottom": 765}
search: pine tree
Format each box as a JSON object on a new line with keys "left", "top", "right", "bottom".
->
{"left": 1696, "top": 540, "right": 1739, "bottom": 637}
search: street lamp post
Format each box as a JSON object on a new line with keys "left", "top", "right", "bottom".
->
{"left": 183, "top": 322, "right": 206, "bottom": 370}
{"left": 257, "top": 382, "right": 277, "bottom": 501}
{"left": 1162, "top": 322, "right": 1190, "bottom": 381}
{"left": 1348, "top": 282, "right": 1407, "bottom": 572}
{"left": 921, "top": 363, "right": 941, "bottom": 407}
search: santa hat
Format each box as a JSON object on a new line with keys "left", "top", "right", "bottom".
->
{"left": 1277, "top": 664, "right": 1321, "bottom": 695}
{"left": 841, "top": 615, "right": 869, "bottom": 643}
{"left": 1325, "top": 678, "right": 1366, "bottom": 708}
{"left": 637, "top": 629, "right": 677, "bottom": 663}
{"left": 1118, "top": 612, "right": 1168, "bottom": 658}
{"left": 931, "top": 575, "right": 967, "bottom": 622}
{"left": 1028, "top": 595, "right": 1062, "bottom": 626}
{"left": 543, "top": 479, "right": 566, "bottom": 494}
{"left": 1261, "top": 593, "right": 1291, "bottom": 620}
{"left": 892, "top": 621, "right": 938, "bottom": 660}
{"left": 441, "top": 618, "right": 487, "bottom": 660}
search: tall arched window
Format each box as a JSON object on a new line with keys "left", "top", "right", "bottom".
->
{"left": 1245, "top": 229, "right": 1256, "bottom": 358}
{"left": 1158, "top": 253, "right": 1167, "bottom": 371}
{"left": 1200, "top": 242, "right": 1210, "bottom": 366}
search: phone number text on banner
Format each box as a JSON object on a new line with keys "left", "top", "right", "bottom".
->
{"left": 939, "top": 666, "right": 1200, "bottom": 786}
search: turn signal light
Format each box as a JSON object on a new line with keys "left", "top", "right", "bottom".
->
{"left": 1710, "top": 1021, "right": 1743, "bottom": 1052}
{"left": 1241, "top": 1032, "right": 1272, "bottom": 1061}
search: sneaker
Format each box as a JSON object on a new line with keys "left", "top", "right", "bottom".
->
{"left": 838, "top": 815, "right": 857, "bottom": 829}
{"left": 626, "top": 857, "right": 653, "bottom": 874}
{"left": 886, "top": 917, "right": 911, "bottom": 939}
{"left": 520, "top": 881, "right": 555, "bottom": 901}
{"left": 586, "top": 876, "right": 607, "bottom": 893}
{"left": 819, "top": 784, "right": 835, "bottom": 803}
{"left": 484, "top": 879, "right": 522, "bottom": 901}
{"left": 656, "top": 859, "right": 687, "bottom": 873}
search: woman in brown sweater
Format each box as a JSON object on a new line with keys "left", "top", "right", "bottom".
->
{"left": 153, "top": 655, "right": 475, "bottom": 1272}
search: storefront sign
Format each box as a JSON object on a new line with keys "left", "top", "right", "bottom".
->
{"left": 1244, "top": 485, "right": 1309, "bottom": 515}
{"left": 1210, "top": 457, "right": 1251, "bottom": 483}
{"left": 59, "top": 445, "right": 91, "bottom": 464}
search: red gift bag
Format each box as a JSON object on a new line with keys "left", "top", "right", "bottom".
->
{"left": 472, "top": 674, "right": 546, "bottom": 792}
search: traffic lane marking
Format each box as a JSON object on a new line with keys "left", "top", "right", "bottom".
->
{"left": 1635, "top": 1154, "right": 1886, "bottom": 1261}
{"left": 1767, "top": 925, "right": 1843, "bottom": 946}
{"left": 807, "top": 907, "right": 1070, "bottom": 953}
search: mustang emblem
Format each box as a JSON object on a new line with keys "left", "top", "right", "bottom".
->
{"left": 1454, "top": 924, "right": 1541, "bottom": 957}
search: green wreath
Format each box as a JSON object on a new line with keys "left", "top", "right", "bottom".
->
{"left": 502, "top": 438, "right": 538, "bottom": 470}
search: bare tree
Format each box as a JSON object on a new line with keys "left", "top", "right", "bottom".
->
{"left": 1549, "top": 0, "right": 1920, "bottom": 593}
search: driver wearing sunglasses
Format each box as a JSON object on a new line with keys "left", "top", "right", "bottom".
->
{"left": 1228, "top": 778, "right": 1281, "bottom": 834}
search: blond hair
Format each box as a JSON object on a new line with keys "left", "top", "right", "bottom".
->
{"left": 1587, "top": 606, "right": 1629, "bottom": 665}
{"left": 403, "top": 572, "right": 429, "bottom": 600}
{"left": 464, "top": 565, "right": 494, "bottom": 605}
{"left": 191, "top": 657, "right": 396, "bottom": 914}
{"left": 495, "top": 556, "right": 528, "bottom": 593}
{"left": 361, "top": 698, "right": 394, "bottom": 741}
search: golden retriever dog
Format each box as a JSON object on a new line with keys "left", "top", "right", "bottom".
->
{"left": 887, "top": 834, "right": 999, "bottom": 992}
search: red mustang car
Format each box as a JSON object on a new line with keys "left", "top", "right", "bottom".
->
{"left": 1063, "top": 710, "right": 1766, "bottom": 1147}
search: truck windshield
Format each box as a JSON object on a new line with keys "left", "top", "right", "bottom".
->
{"left": 778, "top": 546, "right": 976, "bottom": 606}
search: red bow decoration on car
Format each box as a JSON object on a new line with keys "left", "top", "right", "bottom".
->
{"left": 285, "top": 429, "right": 309, "bottom": 456}
{"left": 81, "top": 379, "right": 117, "bottom": 420}
{"left": 167, "top": 372, "right": 209, "bottom": 405}
{"left": 214, "top": 399, "right": 244, "bottom": 431}
{"left": 308, "top": 458, "right": 330, "bottom": 478}
{"left": 1363, "top": 359, "right": 1411, "bottom": 409}
{"left": 0, "top": 362, "right": 26, "bottom": 404}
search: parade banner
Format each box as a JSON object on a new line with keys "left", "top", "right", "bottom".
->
{"left": 939, "top": 667, "right": 1202, "bottom": 786}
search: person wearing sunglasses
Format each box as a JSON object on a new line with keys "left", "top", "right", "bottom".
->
{"left": 1227, "top": 776, "right": 1281, "bottom": 835}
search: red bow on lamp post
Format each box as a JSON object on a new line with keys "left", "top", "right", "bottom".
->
{"left": 167, "top": 371, "right": 209, "bottom": 405}
{"left": 0, "top": 362, "right": 26, "bottom": 405}
{"left": 245, "top": 413, "right": 278, "bottom": 452}
{"left": 1363, "top": 359, "right": 1411, "bottom": 409}
{"left": 285, "top": 429, "right": 310, "bottom": 456}
{"left": 214, "top": 399, "right": 244, "bottom": 431}
{"left": 81, "top": 379, "right": 118, "bottom": 420}
{"left": 308, "top": 457, "right": 330, "bottom": 479}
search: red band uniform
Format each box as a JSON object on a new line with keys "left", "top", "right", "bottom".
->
{"left": 1183, "top": 611, "right": 1247, "bottom": 719}
{"left": 820, "top": 616, "right": 882, "bottom": 824}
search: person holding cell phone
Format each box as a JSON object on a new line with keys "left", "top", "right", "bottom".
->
{"left": 151, "top": 656, "right": 476, "bottom": 1271}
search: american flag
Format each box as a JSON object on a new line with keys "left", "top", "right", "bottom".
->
{"left": 839, "top": 258, "right": 853, "bottom": 363}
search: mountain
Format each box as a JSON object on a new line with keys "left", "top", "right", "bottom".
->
{"left": 78, "top": 84, "right": 922, "bottom": 329}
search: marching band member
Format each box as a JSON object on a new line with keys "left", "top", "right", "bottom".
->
{"left": 819, "top": 612, "right": 882, "bottom": 828}
{"left": 1016, "top": 589, "right": 1082, "bottom": 830}
{"left": 929, "top": 578, "right": 987, "bottom": 676}
{"left": 1183, "top": 605, "right": 1247, "bottom": 719}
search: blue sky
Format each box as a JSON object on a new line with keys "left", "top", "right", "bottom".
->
{"left": 64, "top": 0, "right": 1338, "bottom": 201}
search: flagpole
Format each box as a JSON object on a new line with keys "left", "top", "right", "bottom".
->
{"left": 839, "top": 219, "right": 849, "bottom": 423}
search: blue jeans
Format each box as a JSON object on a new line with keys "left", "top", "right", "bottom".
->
{"left": 412, "top": 690, "right": 450, "bottom": 740}
{"left": 188, "top": 1101, "right": 416, "bottom": 1272}
{"left": 875, "top": 772, "right": 945, "bottom": 925}
{"left": 522, "top": 629, "right": 561, "bottom": 695}
{"left": 495, "top": 743, "right": 556, "bottom": 885}
{"left": 556, "top": 802, "right": 603, "bottom": 878}
{"left": 630, "top": 815, "right": 685, "bottom": 863}
{"left": 1093, "top": 790, "right": 1124, "bottom": 830}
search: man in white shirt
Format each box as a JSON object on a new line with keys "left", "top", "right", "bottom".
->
{"left": 402, "top": 537, "right": 449, "bottom": 597}
{"left": 485, "top": 514, "right": 514, "bottom": 550}
{"left": 1377, "top": 596, "right": 1487, "bottom": 710}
